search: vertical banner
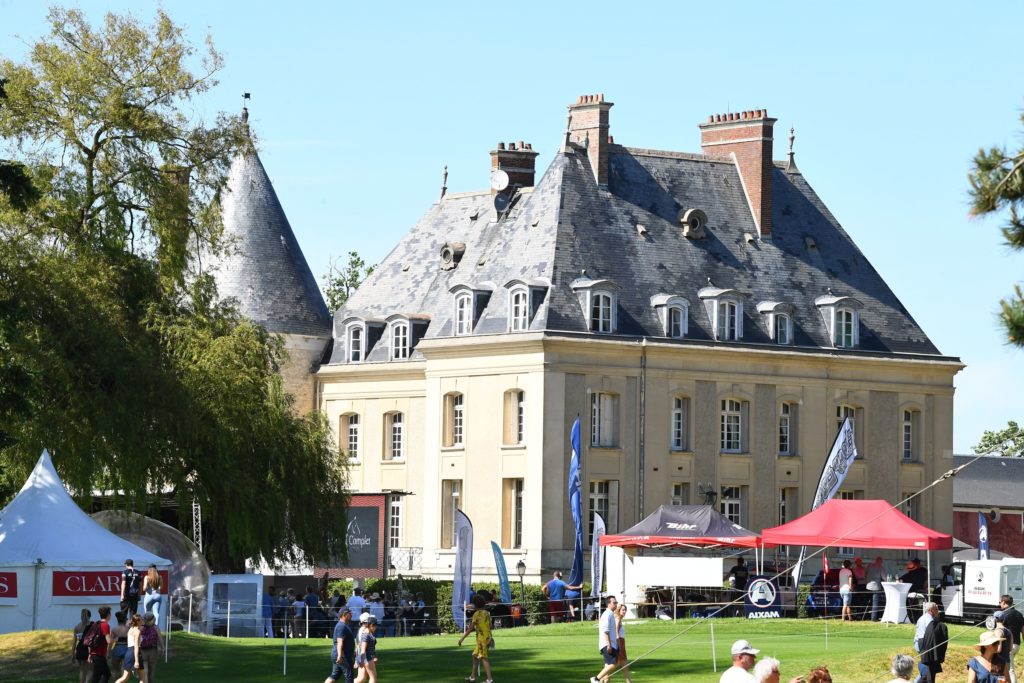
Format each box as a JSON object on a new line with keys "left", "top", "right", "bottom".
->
{"left": 590, "top": 512, "right": 606, "bottom": 598}
{"left": 978, "top": 511, "right": 990, "bottom": 560}
{"left": 490, "top": 541, "right": 512, "bottom": 604}
{"left": 567, "top": 416, "right": 584, "bottom": 587}
{"left": 452, "top": 510, "right": 474, "bottom": 632}
{"left": 792, "top": 418, "right": 859, "bottom": 583}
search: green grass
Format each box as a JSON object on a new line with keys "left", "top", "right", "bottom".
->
{"left": 0, "top": 618, "right": 987, "bottom": 682}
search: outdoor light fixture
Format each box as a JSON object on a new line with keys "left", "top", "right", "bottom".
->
{"left": 516, "top": 559, "right": 526, "bottom": 604}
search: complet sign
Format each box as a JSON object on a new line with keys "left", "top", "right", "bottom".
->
{"left": 52, "top": 570, "right": 169, "bottom": 604}
{"left": 0, "top": 572, "right": 18, "bottom": 605}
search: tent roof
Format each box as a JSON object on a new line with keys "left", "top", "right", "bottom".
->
{"left": 0, "top": 451, "right": 170, "bottom": 567}
{"left": 600, "top": 505, "right": 766, "bottom": 549}
{"left": 761, "top": 499, "right": 952, "bottom": 550}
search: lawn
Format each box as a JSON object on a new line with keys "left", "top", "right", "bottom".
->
{"left": 0, "top": 617, "right": 987, "bottom": 682}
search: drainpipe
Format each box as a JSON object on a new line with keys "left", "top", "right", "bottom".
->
{"left": 638, "top": 338, "right": 647, "bottom": 518}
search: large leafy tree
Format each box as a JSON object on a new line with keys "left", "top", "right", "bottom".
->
{"left": 969, "top": 108, "right": 1024, "bottom": 344}
{"left": 323, "top": 250, "right": 375, "bottom": 312}
{"left": 0, "top": 8, "right": 347, "bottom": 571}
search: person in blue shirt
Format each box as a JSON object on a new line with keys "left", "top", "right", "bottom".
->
{"left": 325, "top": 607, "right": 355, "bottom": 683}
{"left": 542, "top": 571, "right": 581, "bottom": 624}
{"left": 262, "top": 586, "right": 275, "bottom": 638}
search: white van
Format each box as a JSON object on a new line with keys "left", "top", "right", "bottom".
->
{"left": 941, "top": 559, "right": 1024, "bottom": 623}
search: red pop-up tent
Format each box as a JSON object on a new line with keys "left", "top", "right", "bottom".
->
{"left": 761, "top": 499, "right": 952, "bottom": 550}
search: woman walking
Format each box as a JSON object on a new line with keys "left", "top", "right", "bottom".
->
{"left": 354, "top": 615, "right": 379, "bottom": 683}
{"left": 114, "top": 614, "right": 144, "bottom": 683}
{"left": 614, "top": 603, "right": 633, "bottom": 683}
{"left": 109, "top": 611, "right": 129, "bottom": 680}
{"left": 72, "top": 608, "right": 92, "bottom": 683}
{"left": 142, "top": 566, "right": 163, "bottom": 627}
{"left": 137, "top": 613, "right": 161, "bottom": 683}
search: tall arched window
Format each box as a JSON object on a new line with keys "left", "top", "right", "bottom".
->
{"left": 384, "top": 412, "right": 404, "bottom": 460}
{"left": 391, "top": 322, "right": 409, "bottom": 360}
{"left": 509, "top": 288, "right": 529, "bottom": 331}
{"left": 591, "top": 293, "right": 613, "bottom": 333}
{"left": 340, "top": 413, "right": 360, "bottom": 459}
{"left": 347, "top": 325, "right": 363, "bottom": 363}
{"left": 443, "top": 393, "right": 465, "bottom": 447}
{"left": 671, "top": 396, "right": 689, "bottom": 451}
{"left": 503, "top": 389, "right": 525, "bottom": 445}
{"left": 836, "top": 308, "right": 856, "bottom": 348}
{"left": 455, "top": 293, "right": 473, "bottom": 335}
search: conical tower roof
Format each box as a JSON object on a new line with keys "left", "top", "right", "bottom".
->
{"left": 210, "top": 136, "right": 332, "bottom": 337}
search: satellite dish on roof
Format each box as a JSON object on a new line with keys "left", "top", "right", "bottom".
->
{"left": 493, "top": 192, "right": 511, "bottom": 214}
{"left": 490, "top": 170, "right": 510, "bottom": 192}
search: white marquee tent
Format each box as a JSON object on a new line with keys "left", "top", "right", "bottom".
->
{"left": 0, "top": 450, "right": 170, "bottom": 633}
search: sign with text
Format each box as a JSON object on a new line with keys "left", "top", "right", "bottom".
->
{"left": 0, "top": 572, "right": 18, "bottom": 605}
{"left": 315, "top": 493, "right": 386, "bottom": 579}
{"left": 51, "top": 570, "right": 169, "bottom": 604}
{"left": 744, "top": 575, "right": 782, "bottom": 619}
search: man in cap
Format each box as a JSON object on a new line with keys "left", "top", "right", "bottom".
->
{"left": 325, "top": 607, "right": 355, "bottom": 683}
{"left": 901, "top": 557, "right": 928, "bottom": 594}
{"left": 720, "top": 639, "right": 759, "bottom": 682}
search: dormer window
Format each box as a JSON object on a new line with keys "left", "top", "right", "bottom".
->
{"left": 571, "top": 278, "right": 620, "bottom": 335}
{"left": 757, "top": 301, "right": 795, "bottom": 346}
{"left": 699, "top": 287, "right": 744, "bottom": 341}
{"left": 503, "top": 278, "right": 549, "bottom": 333}
{"left": 651, "top": 295, "right": 689, "bottom": 339}
{"left": 510, "top": 289, "right": 528, "bottom": 331}
{"left": 391, "top": 322, "right": 409, "bottom": 360}
{"left": 340, "top": 316, "right": 385, "bottom": 363}
{"left": 450, "top": 285, "right": 492, "bottom": 336}
{"left": 347, "top": 324, "right": 364, "bottom": 363}
{"left": 815, "top": 294, "right": 863, "bottom": 349}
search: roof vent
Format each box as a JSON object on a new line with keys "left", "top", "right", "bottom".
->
{"left": 636, "top": 223, "right": 648, "bottom": 237}
{"left": 679, "top": 208, "right": 708, "bottom": 239}
{"left": 804, "top": 236, "right": 818, "bottom": 250}
{"left": 439, "top": 242, "right": 466, "bottom": 270}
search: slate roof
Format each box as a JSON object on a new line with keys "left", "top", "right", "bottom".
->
{"left": 207, "top": 144, "right": 332, "bottom": 337}
{"left": 953, "top": 455, "right": 1024, "bottom": 507}
{"left": 331, "top": 141, "right": 951, "bottom": 363}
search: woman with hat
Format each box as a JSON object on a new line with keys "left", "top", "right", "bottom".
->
{"left": 968, "top": 630, "right": 1007, "bottom": 682}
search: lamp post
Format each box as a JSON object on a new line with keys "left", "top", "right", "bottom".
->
{"left": 516, "top": 559, "right": 526, "bottom": 605}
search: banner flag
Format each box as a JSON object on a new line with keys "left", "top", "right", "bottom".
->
{"left": 792, "top": 417, "right": 859, "bottom": 583}
{"left": 491, "top": 541, "right": 513, "bottom": 604}
{"left": 452, "top": 510, "right": 473, "bottom": 631}
{"left": 590, "top": 512, "right": 606, "bottom": 598}
{"left": 979, "top": 511, "right": 990, "bottom": 560}
{"left": 568, "top": 415, "right": 584, "bottom": 587}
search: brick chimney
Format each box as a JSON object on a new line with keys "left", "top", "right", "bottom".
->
{"left": 567, "top": 93, "right": 614, "bottom": 187}
{"left": 490, "top": 141, "right": 539, "bottom": 194}
{"left": 699, "top": 109, "right": 777, "bottom": 239}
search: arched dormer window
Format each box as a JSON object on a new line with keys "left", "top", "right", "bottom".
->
{"left": 651, "top": 294, "right": 690, "bottom": 339}
{"left": 571, "top": 278, "right": 620, "bottom": 334}
{"left": 503, "top": 278, "right": 549, "bottom": 333}
{"left": 340, "top": 316, "right": 385, "bottom": 363}
{"left": 699, "top": 287, "right": 744, "bottom": 341}
{"left": 815, "top": 294, "right": 863, "bottom": 349}
{"left": 391, "top": 321, "right": 409, "bottom": 360}
{"left": 385, "top": 313, "right": 429, "bottom": 361}
{"left": 757, "top": 301, "right": 795, "bottom": 346}
{"left": 346, "top": 323, "right": 364, "bottom": 363}
{"left": 450, "top": 284, "right": 492, "bottom": 336}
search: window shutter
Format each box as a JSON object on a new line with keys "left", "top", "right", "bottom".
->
{"left": 501, "top": 479, "right": 513, "bottom": 548}
{"left": 607, "top": 480, "right": 619, "bottom": 533}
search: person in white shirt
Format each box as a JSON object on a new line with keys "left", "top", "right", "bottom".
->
{"left": 721, "top": 639, "right": 759, "bottom": 683}
{"left": 347, "top": 588, "right": 367, "bottom": 617}
{"left": 838, "top": 560, "right": 854, "bottom": 621}
{"left": 589, "top": 596, "right": 620, "bottom": 683}
{"left": 367, "top": 593, "right": 385, "bottom": 628}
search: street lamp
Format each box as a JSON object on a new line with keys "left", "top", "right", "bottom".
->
{"left": 516, "top": 559, "right": 526, "bottom": 605}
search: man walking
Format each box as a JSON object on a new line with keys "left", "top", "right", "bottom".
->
{"left": 1000, "top": 595, "right": 1024, "bottom": 683}
{"left": 87, "top": 605, "right": 113, "bottom": 683}
{"left": 120, "top": 560, "right": 141, "bottom": 618}
{"left": 325, "top": 607, "right": 355, "bottom": 683}
{"left": 590, "top": 596, "right": 619, "bottom": 683}
{"left": 912, "top": 602, "right": 938, "bottom": 683}
{"left": 720, "top": 639, "right": 759, "bottom": 682}
{"left": 920, "top": 606, "right": 948, "bottom": 683}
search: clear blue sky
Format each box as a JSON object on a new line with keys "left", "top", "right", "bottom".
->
{"left": 3, "top": 1, "right": 1023, "bottom": 453}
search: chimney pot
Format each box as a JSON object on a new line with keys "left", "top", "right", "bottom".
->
{"left": 510, "top": 142, "right": 517, "bottom": 150}
{"left": 498, "top": 142, "right": 506, "bottom": 150}
{"left": 608, "top": 135, "right": 614, "bottom": 144}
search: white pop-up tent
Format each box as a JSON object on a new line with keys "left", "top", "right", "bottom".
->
{"left": 0, "top": 450, "right": 171, "bottom": 633}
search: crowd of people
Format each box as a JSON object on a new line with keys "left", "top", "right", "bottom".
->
{"left": 71, "top": 605, "right": 162, "bottom": 683}
{"left": 262, "top": 584, "right": 433, "bottom": 639}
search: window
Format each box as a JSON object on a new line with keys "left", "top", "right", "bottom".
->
{"left": 502, "top": 390, "right": 525, "bottom": 445}
{"left": 717, "top": 301, "right": 738, "bottom": 341}
{"left": 441, "top": 479, "right": 462, "bottom": 549}
{"left": 443, "top": 393, "right": 465, "bottom": 448}
{"left": 502, "top": 478, "right": 525, "bottom": 549}
{"left": 838, "top": 490, "right": 864, "bottom": 555}
{"left": 384, "top": 412, "right": 404, "bottom": 460}
{"left": 340, "top": 413, "right": 360, "bottom": 459}
{"left": 779, "top": 402, "right": 797, "bottom": 456}
{"left": 591, "top": 392, "right": 619, "bottom": 448}
{"left": 347, "top": 325, "right": 363, "bottom": 363}
{"left": 720, "top": 486, "right": 745, "bottom": 525}
{"left": 510, "top": 288, "right": 529, "bottom": 332}
{"left": 836, "top": 308, "right": 856, "bottom": 348}
{"left": 589, "top": 480, "right": 618, "bottom": 539}
{"left": 720, "top": 399, "right": 745, "bottom": 453}
{"left": 671, "top": 396, "right": 690, "bottom": 451}
{"left": 669, "top": 307, "right": 686, "bottom": 338}
{"left": 903, "top": 409, "right": 920, "bottom": 461}
{"left": 392, "top": 322, "right": 409, "bottom": 360}
{"left": 774, "top": 314, "right": 791, "bottom": 345}
{"left": 779, "top": 487, "right": 798, "bottom": 525}
{"left": 591, "top": 293, "right": 613, "bottom": 333}
{"left": 903, "top": 492, "right": 919, "bottom": 522}
{"left": 671, "top": 482, "right": 689, "bottom": 506}
{"left": 651, "top": 295, "right": 689, "bottom": 338}
{"left": 455, "top": 293, "right": 473, "bottom": 335}
{"left": 836, "top": 404, "right": 864, "bottom": 457}
{"left": 388, "top": 497, "right": 403, "bottom": 549}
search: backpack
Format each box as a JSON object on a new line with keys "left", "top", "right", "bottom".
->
{"left": 74, "top": 623, "right": 92, "bottom": 660}
{"left": 140, "top": 624, "right": 158, "bottom": 649}
{"left": 82, "top": 621, "right": 105, "bottom": 650}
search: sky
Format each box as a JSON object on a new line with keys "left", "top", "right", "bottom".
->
{"left": 2, "top": 1, "right": 1022, "bottom": 453}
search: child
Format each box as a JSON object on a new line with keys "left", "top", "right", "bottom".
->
{"left": 458, "top": 594, "right": 493, "bottom": 683}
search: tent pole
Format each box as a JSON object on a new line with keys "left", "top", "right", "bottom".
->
{"left": 673, "top": 586, "right": 677, "bottom": 622}
{"left": 710, "top": 620, "right": 717, "bottom": 672}
{"left": 31, "top": 559, "right": 44, "bottom": 631}
{"left": 927, "top": 550, "right": 932, "bottom": 602}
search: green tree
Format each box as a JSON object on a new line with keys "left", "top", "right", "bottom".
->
{"left": 974, "top": 420, "right": 1024, "bottom": 458}
{"left": 323, "top": 250, "right": 375, "bottom": 312}
{"left": 969, "top": 108, "right": 1024, "bottom": 344}
{"left": 0, "top": 8, "right": 348, "bottom": 570}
